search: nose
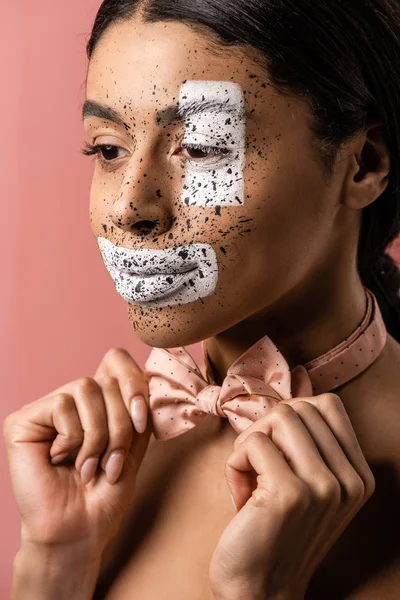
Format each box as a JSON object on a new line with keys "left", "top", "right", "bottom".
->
{"left": 109, "top": 151, "right": 175, "bottom": 238}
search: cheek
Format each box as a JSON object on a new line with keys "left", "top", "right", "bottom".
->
{"left": 225, "top": 158, "right": 333, "bottom": 285}
{"left": 246, "top": 140, "right": 331, "bottom": 237}
{"left": 182, "top": 160, "right": 245, "bottom": 207}
{"left": 89, "top": 182, "right": 104, "bottom": 231}
{"left": 89, "top": 171, "right": 120, "bottom": 229}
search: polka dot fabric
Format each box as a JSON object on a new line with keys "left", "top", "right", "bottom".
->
{"left": 144, "top": 287, "right": 386, "bottom": 440}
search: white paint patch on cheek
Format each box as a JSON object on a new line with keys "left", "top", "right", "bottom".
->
{"left": 179, "top": 80, "right": 246, "bottom": 207}
{"left": 97, "top": 237, "right": 219, "bottom": 308}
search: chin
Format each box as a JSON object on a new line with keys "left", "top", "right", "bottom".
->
{"left": 134, "top": 328, "right": 206, "bottom": 349}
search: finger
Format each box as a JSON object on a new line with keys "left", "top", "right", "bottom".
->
{"left": 226, "top": 431, "right": 303, "bottom": 512}
{"left": 288, "top": 401, "right": 368, "bottom": 506}
{"left": 49, "top": 395, "right": 84, "bottom": 462}
{"left": 95, "top": 375, "right": 134, "bottom": 484}
{"left": 4, "top": 394, "right": 84, "bottom": 471}
{"left": 93, "top": 347, "right": 149, "bottom": 434}
{"left": 281, "top": 394, "right": 375, "bottom": 495}
{"left": 234, "top": 404, "right": 340, "bottom": 503}
{"left": 60, "top": 378, "right": 109, "bottom": 477}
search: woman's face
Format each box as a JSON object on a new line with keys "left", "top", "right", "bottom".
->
{"left": 84, "top": 18, "right": 353, "bottom": 348}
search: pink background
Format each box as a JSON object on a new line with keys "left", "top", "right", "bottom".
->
{"left": 0, "top": 1, "right": 204, "bottom": 595}
{"left": 1, "top": 1, "right": 400, "bottom": 596}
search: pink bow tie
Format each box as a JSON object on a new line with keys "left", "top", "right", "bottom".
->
{"left": 144, "top": 287, "right": 386, "bottom": 441}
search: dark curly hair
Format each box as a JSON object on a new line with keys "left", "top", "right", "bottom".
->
{"left": 84, "top": 0, "right": 400, "bottom": 341}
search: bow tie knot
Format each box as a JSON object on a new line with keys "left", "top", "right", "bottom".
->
{"left": 195, "top": 384, "right": 224, "bottom": 417}
{"left": 196, "top": 371, "right": 271, "bottom": 418}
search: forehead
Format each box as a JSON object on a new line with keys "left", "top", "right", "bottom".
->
{"left": 86, "top": 18, "right": 277, "bottom": 120}
{"left": 85, "top": 17, "right": 314, "bottom": 145}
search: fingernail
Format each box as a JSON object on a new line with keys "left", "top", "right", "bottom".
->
{"left": 131, "top": 396, "right": 147, "bottom": 434}
{"left": 230, "top": 493, "right": 237, "bottom": 511}
{"left": 81, "top": 456, "right": 99, "bottom": 485}
{"left": 105, "top": 451, "right": 125, "bottom": 485}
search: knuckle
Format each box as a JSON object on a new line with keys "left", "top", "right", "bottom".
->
{"left": 83, "top": 429, "right": 109, "bottom": 450}
{"left": 273, "top": 480, "right": 311, "bottom": 513}
{"left": 271, "top": 403, "right": 294, "bottom": 421}
{"left": 291, "top": 400, "right": 308, "bottom": 409}
{"left": 110, "top": 423, "right": 134, "bottom": 446}
{"left": 52, "top": 392, "right": 74, "bottom": 411}
{"left": 96, "top": 374, "right": 119, "bottom": 389}
{"left": 105, "top": 347, "right": 130, "bottom": 360}
{"left": 245, "top": 431, "right": 267, "bottom": 445}
{"left": 362, "top": 469, "right": 376, "bottom": 499}
{"left": 345, "top": 473, "right": 366, "bottom": 503}
{"left": 3, "top": 411, "right": 16, "bottom": 430}
{"left": 55, "top": 432, "right": 83, "bottom": 450}
{"left": 3, "top": 413, "right": 19, "bottom": 442}
{"left": 321, "top": 392, "right": 344, "bottom": 410}
{"left": 284, "top": 480, "right": 311, "bottom": 511}
{"left": 313, "top": 475, "right": 341, "bottom": 503}
{"left": 273, "top": 403, "right": 293, "bottom": 415}
{"left": 292, "top": 400, "right": 315, "bottom": 413}
{"left": 75, "top": 377, "right": 99, "bottom": 395}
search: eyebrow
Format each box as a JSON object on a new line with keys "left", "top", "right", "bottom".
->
{"left": 82, "top": 98, "right": 250, "bottom": 126}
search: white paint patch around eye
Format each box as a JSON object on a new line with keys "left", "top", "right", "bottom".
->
{"left": 179, "top": 80, "right": 246, "bottom": 207}
{"left": 97, "top": 236, "right": 219, "bottom": 307}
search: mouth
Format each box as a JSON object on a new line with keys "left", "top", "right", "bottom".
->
{"left": 120, "top": 265, "right": 199, "bottom": 277}
{"left": 117, "top": 267, "right": 200, "bottom": 304}
{"left": 97, "top": 236, "right": 219, "bottom": 307}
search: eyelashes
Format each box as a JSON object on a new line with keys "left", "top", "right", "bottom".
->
{"left": 80, "top": 140, "right": 232, "bottom": 170}
{"left": 181, "top": 142, "right": 231, "bottom": 160}
{"left": 81, "top": 142, "right": 123, "bottom": 167}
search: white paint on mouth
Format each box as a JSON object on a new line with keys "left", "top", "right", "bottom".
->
{"left": 97, "top": 236, "right": 219, "bottom": 307}
{"left": 179, "top": 80, "right": 246, "bottom": 207}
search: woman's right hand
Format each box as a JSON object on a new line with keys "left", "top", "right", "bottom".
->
{"left": 3, "top": 347, "right": 152, "bottom": 561}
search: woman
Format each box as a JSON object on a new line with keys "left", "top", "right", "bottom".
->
{"left": 4, "top": 0, "right": 400, "bottom": 598}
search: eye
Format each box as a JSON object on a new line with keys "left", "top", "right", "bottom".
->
{"left": 81, "top": 140, "right": 232, "bottom": 169}
{"left": 181, "top": 142, "right": 231, "bottom": 161}
{"left": 81, "top": 142, "right": 126, "bottom": 167}
{"left": 81, "top": 141, "right": 131, "bottom": 171}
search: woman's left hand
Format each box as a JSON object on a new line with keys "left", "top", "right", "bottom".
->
{"left": 208, "top": 393, "right": 376, "bottom": 600}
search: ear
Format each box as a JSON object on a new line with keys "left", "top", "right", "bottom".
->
{"left": 341, "top": 121, "right": 391, "bottom": 210}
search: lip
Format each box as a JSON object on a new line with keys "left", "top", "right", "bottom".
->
{"left": 119, "top": 265, "right": 198, "bottom": 277}
{"left": 98, "top": 237, "right": 199, "bottom": 277}
{"left": 97, "top": 237, "right": 218, "bottom": 307}
{"left": 114, "top": 267, "right": 199, "bottom": 303}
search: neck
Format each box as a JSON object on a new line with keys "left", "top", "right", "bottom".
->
{"left": 204, "top": 269, "right": 368, "bottom": 387}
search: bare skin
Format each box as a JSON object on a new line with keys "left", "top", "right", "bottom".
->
{"left": 82, "top": 14, "right": 400, "bottom": 600}
{"left": 90, "top": 336, "right": 400, "bottom": 600}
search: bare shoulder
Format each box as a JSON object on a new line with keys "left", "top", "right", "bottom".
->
{"left": 346, "top": 558, "right": 400, "bottom": 600}
{"left": 306, "top": 335, "right": 400, "bottom": 600}
{"left": 349, "top": 332, "right": 400, "bottom": 398}
{"left": 337, "top": 333, "right": 400, "bottom": 461}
